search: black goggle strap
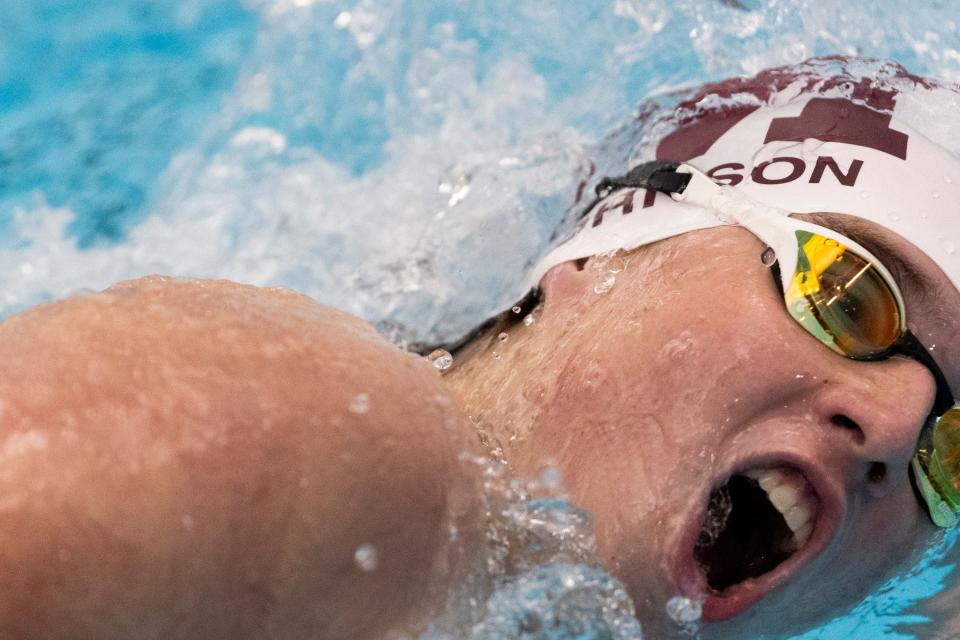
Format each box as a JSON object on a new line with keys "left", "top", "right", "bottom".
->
{"left": 577, "top": 160, "right": 691, "bottom": 222}
{"left": 890, "top": 331, "right": 955, "bottom": 417}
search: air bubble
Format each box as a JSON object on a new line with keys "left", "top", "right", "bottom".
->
{"left": 933, "top": 191, "right": 942, "bottom": 200}
{"left": 512, "top": 305, "right": 522, "bottom": 314}
{"left": 666, "top": 595, "right": 703, "bottom": 625}
{"left": 492, "top": 351, "right": 501, "bottom": 360}
{"left": 427, "top": 349, "right": 454, "bottom": 371}
{"left": 349, "top": 393, "right": 370, "bottom": 414}
{"left": 498, "top": 332, "right": 509, "bottom": 342}
{"left": 760, "top": 247, "right": 777, "bottom": 267}
{"left": 354, "top": 544, "right": 378, "bottom": 571}
{"left": 523, "top": 314, "right": 535, "bottom": 327}
{"left": 942, "top": 238, "right": 957, "bottom": 255}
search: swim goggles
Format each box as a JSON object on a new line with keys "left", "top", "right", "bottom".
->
{"left": 599, "top": 161, "right": 960, "bottom": 527}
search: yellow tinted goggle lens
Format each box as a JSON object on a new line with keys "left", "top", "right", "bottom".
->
{"left": 784, "top": 230, "right": 903, "bottom": 359}
{"left": 913, "top": 408, "right": 960, "bottom": 527}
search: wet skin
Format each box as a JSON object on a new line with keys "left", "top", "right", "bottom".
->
{"left": 0, "top": 215, "right": 956, "bottom": 638}
{"left": 0, "top": 277, "right": 483, "bottom": 640}
{"left": 445, "top": 213, "right": 960, "bottom": 637}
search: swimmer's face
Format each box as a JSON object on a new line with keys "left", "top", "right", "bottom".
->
{"left": 481, "top": 216, "right": 960, "bottom": 636}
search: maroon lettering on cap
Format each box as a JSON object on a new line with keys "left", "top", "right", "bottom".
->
{"left": 591, "top": 190, "right": 636, "bottom": 227}
{"left": 642, "top": 188, "right": 656, "bottom": 208}
{"left": 809, "top": 156, "right": 864, "bottom": 186}
{"left": 765, "top": 98, "right": 908, "bottom": 160}
{"left": 752, "top": 157, "right": 805, "bottom": 185}
{"left": 708, "top": 162, "right": 746, "bottom": 186}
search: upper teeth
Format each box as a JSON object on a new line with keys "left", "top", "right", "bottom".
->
{"left": 744, "top": 467, "right": 818, "bottom": 548}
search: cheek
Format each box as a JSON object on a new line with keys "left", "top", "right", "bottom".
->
{"left": 820, "top": 483, "right": 929, "bottom": 605}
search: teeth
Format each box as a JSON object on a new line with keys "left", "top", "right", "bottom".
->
{"left": 784, "top": 504, "right": 811, "bottom": 531}
{"left": 745, "top": 467, "right": 819, "bottom": 548}
{"left": 751, "top": 469, "right": 783, "bottom": 492}
{"left": 769, "top": 484, "right": 800, "bottom": 513}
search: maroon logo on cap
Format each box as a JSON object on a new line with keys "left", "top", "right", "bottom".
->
{"left": 765, "top": 98, "right": 908, "bottom": 160}
{"left": 654, "top": 61, "right": 922, "bottom": 162}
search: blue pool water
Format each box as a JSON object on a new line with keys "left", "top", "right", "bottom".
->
{"left": 4, "top": 0, "right": 960, "bottom": 637}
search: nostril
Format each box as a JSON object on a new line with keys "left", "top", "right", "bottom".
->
{"left": 867, "top": 461, "right": 887, "bottom": 484}
{"left": 830, "top": 414, "right": 866, "bottom": 445}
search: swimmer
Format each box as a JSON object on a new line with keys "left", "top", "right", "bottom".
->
{"left": 1, "top": 57, "right": 959, "bottom": 639}
{"left": 444, "top": 59, "right": 960, "bottom": 637}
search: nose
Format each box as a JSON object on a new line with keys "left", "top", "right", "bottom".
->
{"left": 812, "top": 354, "right": 938, "bottom": 487}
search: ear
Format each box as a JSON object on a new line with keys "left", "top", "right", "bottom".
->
{"left": 539, "top": 259, "right": 592, "bottom": 311}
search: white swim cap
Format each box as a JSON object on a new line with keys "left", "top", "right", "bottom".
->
{"left": 529, "top": 61, "right": 960, "bottom": 295}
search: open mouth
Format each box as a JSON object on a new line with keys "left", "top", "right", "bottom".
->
{"left": 691, "top": 466, "right": 822, "bottom": 613}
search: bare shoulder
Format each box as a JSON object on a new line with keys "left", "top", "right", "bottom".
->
{"left": 0, "top": 276, "right": 484, "bottom": 640}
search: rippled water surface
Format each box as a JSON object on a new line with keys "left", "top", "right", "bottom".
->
{"left": 4, "top": 1, "right": 960, "bottom": 638}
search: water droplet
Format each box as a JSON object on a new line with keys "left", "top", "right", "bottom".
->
{"left": 349, "top": 393, "right": 370, "bottom": 414}
{"left": 760, "top": 247, "right": 777, "bottom": 267}
{"left": 888, "top": 211, "right": 901, "bottom": 222}
{"left": 512, "top": 305, "right": 522, "bottom": 314}
{"left": 523, "top": 314, "right": 535, "bottom": 327}
{"left": 933, "top": 191, "right": 942, "bottom": 200}
{"left": 354, "top": 544, "right": 378, "bottom": 571}
{"left": 427, "top": 349, "right": 454, "bottom": 371}
{"left": 941, "top": 238, "right": 957, "bottom": 255}
{"left": 539, "top": 467, "right": 563, "bottom": 492}
{"left": 492, "top": 351, "right": 501, "bottom": 360}
{"left": 451, "top": 186, "right": 470, "bottom": 206}
{"left": 180, "top": 514, "right": 195, "bottom": 532}
{"left": 498, "top": 332, "right": 509, "bottom": 343}
{"left": 666, "top": 595, "right": 703, "bottom": 624}
{"left": 921, "top": 210, "right": 930, "bottom": 220}
{"left": 859, "top": 190, "right": 869, "bottom": 200}
{"left": 594, "top": 274, "right": 616, "bottom": 294}
{"left": 334, "top": 11, "right": 352, "bottom": 29}
{"left": 945, "top": 175, "right": 954, "bottom": 184}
